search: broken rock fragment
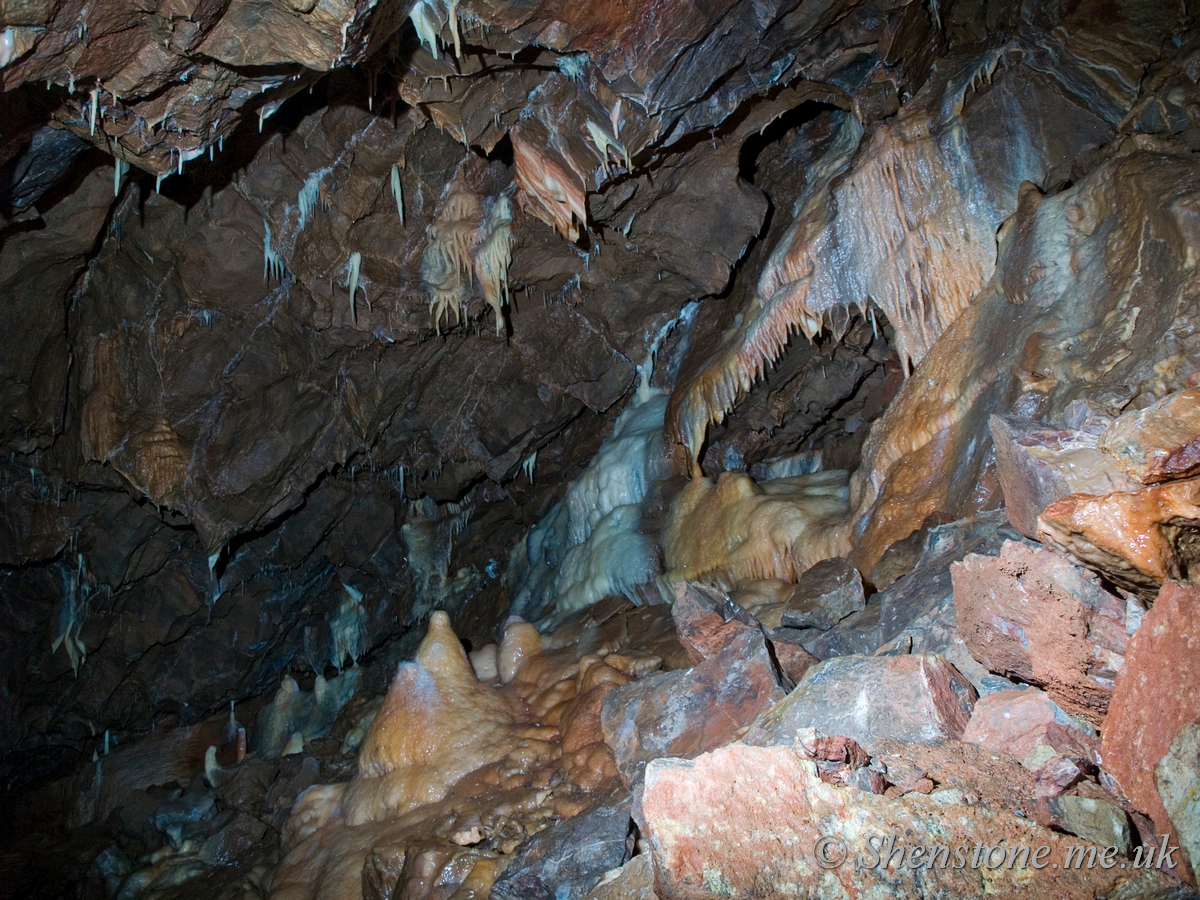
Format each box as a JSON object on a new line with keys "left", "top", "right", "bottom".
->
{"left": 1101, "top": 387, "right": 1200, "bottom": 483}
{"left": 1101, "top": 582, "right": 1200, "bottom": 858}
{"left": 744, "top": 653, "right": 976, "bottom": 755}
{"left": 1037, "top": 476, "right": 1200, "bottom": 594}
{"left": 989, "top": 414, "right": 1141, "bottom": 538}
{"left": 780, "top": 556, "right": 865, "bottom": 630}
{"left": 952, "top": 541, "right": 1129, "bottom": 724}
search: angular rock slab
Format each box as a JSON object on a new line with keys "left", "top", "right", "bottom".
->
{"left": 1102, "top": 582, "right": 1200, "bottom": 852}
{"left": 744, "top": 653, "right": 976, "bottom": 755}
{"left": 952, "top": 541, "right": 1128, "bottom": 724}
{"left": 1158, "top": 724, "right": 1200, "bottom": 875}
{"left": 962, "top": 689, "right": 1099, "bottom": 769}
{"left": 1037, "top": 476, "right": 1200, "bottom": 594}
{"left": 636, "top": 745, "right": 1174, "bottom": 900}
{"left": 600, "top": 627, "right": 785, "bottom": 787}
{"left": 491, "top": 789, "right": 633, "bottom": 900}
{"left": 781, "top": 557, "right": 865, "bottom": 631}
{"left": 990, "top": 415, "right": 1140, "bottom": 538}
{"left": 670, "top": 581, "right": 761, "bottom": 665}
{"left": 1102, "top": 387, "right": 1200, "bottom": 483}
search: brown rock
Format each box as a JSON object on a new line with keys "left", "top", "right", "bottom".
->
{"left": 745, "top": 653, "right": 976, "bottom": 755}
{"left": 669, "top": 581, "right": 759, "bottom": 665}
{"left": 766, "top": 635, "right": 820, "bottom": 685}
{"left": 952, "top": 541, "right": 1129, "bottom": 724}
{"left": 870, "top": 738, "right": 1037, "bottom": 810}
{"left": 989, "top": 415, "right": 1141, "bottom": 538}
{"left": 637, "top": 744, "right": 1172, "bottom": 900}
{"left": 600, "top": 627, "right": 785, "bottom": 787}
{"left": 581, "top": 855, "right": 659, "bottom": 900}
{"left": 1101, "top": 582, "right": 1200, "bottom": 854}
{"left": 1037, "top": 476, "right": 1200, "bottom": 594}
{"left": 1101, "top": 387, "right": 1200, "bottom": 483}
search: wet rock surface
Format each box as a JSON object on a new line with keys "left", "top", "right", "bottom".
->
{"left": 3, "top": 0, "right": 1200, "bottom": 896}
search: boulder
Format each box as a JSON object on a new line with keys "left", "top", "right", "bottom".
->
{"left": 745, "top": 653, "right": 976, "bottom": 755}
{"left": 600, "top": 627, "right": 785, "bottom": 787}
{"left": 1101, "top": 387, "right": 1200, "bottom": 483}
{"left": 962, "top": 689, "right": 1099, "bottom": 769}
{"left": 780, "top": 557, "right": 865, "bottom": 630}
{"left": 490, "top": 789, "right": 633, "bottom": 900}
{"left": 636, "top": 744, "right": 1174, "bottom": 900}
{"left": 952, "top": 541, "right": 1129, "bottom": 724}
{"left": 1102, "top": 582, "right": 1200, "bottom": 857}
{"left": 989, "top": 415, "right": 1140, "bottom": 539}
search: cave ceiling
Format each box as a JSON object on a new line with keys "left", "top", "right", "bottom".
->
{"left": 1, "top": 0, "right": 1198, "bottom": 799}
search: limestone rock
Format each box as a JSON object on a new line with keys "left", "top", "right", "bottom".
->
{"left": 636, "top": 744, "right": 1173, "bottom": 900}
{"left": 1102, "top": 582, "right": 1200, "bottom": 851}
{"left": 1045, "top": 795, "right": 1131, "bottom": 855}
{"left": 670, "top": 581, "right": 760, "bottom": 665}
{"left": 490, "top": 789, "right": 633, "bottom": 900}
{"left": 745, "top": 653, "right": 976, "bottom": 755}
{"left": 952, "top": 541, "right": 1129, "bottom": 724}
{"left": 600, "top": 627, "right": 785, "bottom": 787}
{"left": 989, "top": 415, "right": 1141, "bottom": 538}
{"left": 962, "top": 689, "right": 1100, "bottom": 770}
{"left": 780, "top": 557, "right": 864, "bottom": 630}
{"left": 1037, "top": 476, "right": 1200, "bottom": 594}
{"left": 1102, "top": 387, "right": 1200, "bottom": 483}
{"left": 1157, "top": 724, "right": 1200, "bottom": 874}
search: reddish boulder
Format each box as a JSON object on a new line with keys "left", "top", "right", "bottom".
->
{"left": 636, "top": 744, "right": 1173, "bottom": 900}
{"left": 952, "top": 541, "right": 1129, "bottom": 724}
{"left": 600, "top": 627, "right": 785, "bottom": 787}
{"left": 670, "top": 581, "right": 760, "bottom": 665}
{"left": 1101, "top": 582, "right": 1200, "bottom": 856}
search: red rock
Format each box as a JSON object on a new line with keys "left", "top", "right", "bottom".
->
{"left": 636, "top": 744, "right": 1172, "bottom": 900}
{"left": 670, "top": 581, "right": 759, "bottom": 665}
{"left": 1101, "top": 387, "right": 1200, "bottom": 483}
{"left": 952, "top": 541, "right": 1129, "bottom": 724}
{"left": 1037, "top": 476, "right": 1200, "bottom": 594}
{"left": 767, "top": 636, "right": 820, "bottom": 685}
{"left": 600, "top": 627, "right": 785, "bottom": 787}
{"left": 744, "top": 653, "right": 976, "bottom": 755}
{"left": 990, "top": 415, "right": 1140, "bottom": 538}
{"left": 1101, "top": 582, "right": 1200, "bottom": 856}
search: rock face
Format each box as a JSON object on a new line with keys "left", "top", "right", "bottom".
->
{"left": 636, "top": 744, "right": 1173, "bottom": 900}
{"left": 952, "top": 541, "right": 1129, "bottom": 725}
{"left": 1101, "top": 582, "right": 1200, "bottom": 851}
{"left": 745, "top": 654, "right": 977, "bottom": 755}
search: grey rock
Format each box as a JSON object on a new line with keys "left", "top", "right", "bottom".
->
{"left": 1046, "top": 795, "right": 1131, "bottom": 855}
{"left": 489, "top": 789, "right": 632, "bottom": 900}
{"left": 781, "top": 557, "right": 865, "bottom": 630}
{"left": 1157, "top": 723, "right": 1200, "bottom": 873}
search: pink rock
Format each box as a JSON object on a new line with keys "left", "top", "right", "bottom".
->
{"left": 1101, "top": 387, "right": 1200, "bottom": 483}
{"left": 636, "top": 744, "right": 1172, "bottom": 899}
{"left": 962, "top": 690, "right": 1060, "bottom": 762}
{"left": 990, "top": 415, "right": 1140, "bottom": 539}
{"left": 670, "top": 581, "right": 759, "bottom": 665}
{"left": 1101, "top": 582, "right": 1200, "bottom": 854}
{"left": 952, "top": 541, "right": 1129, "bottom": 725}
